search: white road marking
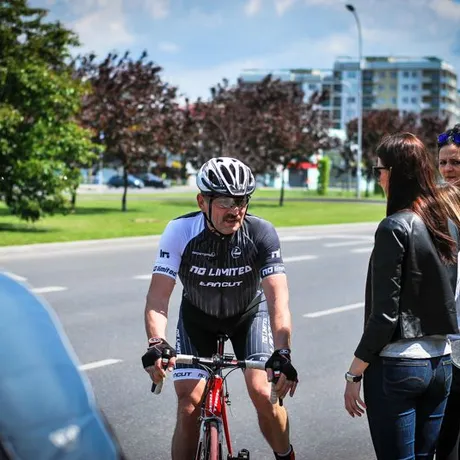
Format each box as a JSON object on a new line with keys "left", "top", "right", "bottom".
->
{"left": 3, "top": 271, "right": 27, "bottom": 281}
{"left": 133, "top": 274, "right": 152, "bottom": 280}
{"left": 284, "top": 255, "right": 317, "bottom": 262}
{"left": 351, "top": 247, "right": 373, "bottom": 253}
{"left": 32, "top": 286, "right": 68, "bottom": 294}
{"left": 323, "top": 234, "right": 373, "bottom": 241}
{"left": 304, "top": 302, "right": 364, "bottom": 318}
{"left": 79, "top": 359, "right": 122, "bottom": 371}
{"left": 280, "top": 236, "right": 321, "bottom": 242}
{"left": 324, "top": 240, "right": 369, "bottom": 248}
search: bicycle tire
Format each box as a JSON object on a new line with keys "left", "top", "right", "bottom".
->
{"left": 203, "top": 421, "right": 220, "bottom": 460}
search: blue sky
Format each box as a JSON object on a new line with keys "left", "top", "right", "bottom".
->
{"left": 32, "top": 0, "right": 460, "bottom": 100}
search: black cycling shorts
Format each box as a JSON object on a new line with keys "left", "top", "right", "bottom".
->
{"left": 173, "top": 296, "right": 274, "bottom": 381}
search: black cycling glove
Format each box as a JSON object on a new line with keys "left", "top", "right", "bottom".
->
{"left": 265, "top": 348, "right": 298, "bottom": 382}
{"left": 141, "top": 337, "right": 176, "bottom": 369}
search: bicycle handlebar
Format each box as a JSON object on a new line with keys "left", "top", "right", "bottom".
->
{"left": 176, "top": 354, "right": 267, "bottom": 370}
{"left": 151, "top": 353, "right": 267, "bottom": 395}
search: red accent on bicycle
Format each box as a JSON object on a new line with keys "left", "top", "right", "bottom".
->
{"left": 154, "top": 334, "right": 269, "bottom": 460}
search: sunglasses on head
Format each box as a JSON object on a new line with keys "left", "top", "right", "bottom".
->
{"left": 205, "top": 195, "right": 250, "bottom": 209}
{"left": 372, "top": 166, "right": 390, "bottom": 180}
{"left": 438, "top": 131, "right": 460, "bottom": 148}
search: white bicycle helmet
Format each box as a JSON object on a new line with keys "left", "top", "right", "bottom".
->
{"left": 196, "top": 157, "right": 256, "bottom": 196}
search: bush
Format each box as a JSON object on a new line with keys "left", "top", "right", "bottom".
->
{"left": 317, "top": 156, "right": 331, "bottom": 196}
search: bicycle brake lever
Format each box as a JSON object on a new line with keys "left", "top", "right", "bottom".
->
{"left": 270, "top": 367, "right": 284, "bottom": 406}
{"left": 151, "top": 349, "right": 171, "bottom": 395}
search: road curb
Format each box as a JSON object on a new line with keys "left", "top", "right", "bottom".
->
{"left": 0, "top": 221, "right": 379, "bottom": 256}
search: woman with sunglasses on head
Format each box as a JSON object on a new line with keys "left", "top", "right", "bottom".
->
{"left": 436, "top": 125, "right": 460, "bottom": 460}
{"left": 344, "top": 133, "right": 459, "bottom": 460}
{"left": 439, "top": 124, "right": 460, "bottom": 186}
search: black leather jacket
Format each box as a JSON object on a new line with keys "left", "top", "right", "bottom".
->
{"left": 355, "top": 211, "right": 459, "bottom": 363}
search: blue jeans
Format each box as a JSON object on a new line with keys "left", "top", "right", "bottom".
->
{"left": 363, "top": 355, "right": 452, "bottom": 460}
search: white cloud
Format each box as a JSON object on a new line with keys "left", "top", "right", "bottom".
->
{"left": 245, "top": 0, "right": 263, "bottom": 16}
{"left": 275, "top": 0, "right": 296, "bottom": 15}
{"left": 164, "top": 56, "right": 267, "bottom": 101}
{"left": 163, "top": 32, "right": 357, "bottom": 101}
{"left": 144, "top": 0, "right": 170, "bottom": 19}
{"left": 158, "top": 41, "right": 180, "bottom": 53}
{"left": 187, "top": 8, "right": 224, "bottom": 28}
{"left": 70, "top": 0, "right": 134, "bottom": 55}
{"left": 304, "top": 0, "right": 344, "bottom": 6}
{"left": 428, "top": 0, "right": 460, "bottom": 20}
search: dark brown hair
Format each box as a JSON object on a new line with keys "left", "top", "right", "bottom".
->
{"left": 377, "top": 132, "right": 456, "bottom": 264}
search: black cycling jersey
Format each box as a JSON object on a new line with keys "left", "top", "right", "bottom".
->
{"left": 152, "top": 211, "right": 286, "bottom": 319}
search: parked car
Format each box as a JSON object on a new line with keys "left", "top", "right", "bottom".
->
{"left": 138, "top": 173, "right": 170, "bottom": 188}
{"left": 107, "top": 174, "right": 144, "bottom": 188}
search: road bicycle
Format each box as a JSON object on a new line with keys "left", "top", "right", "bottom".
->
{"left": 152, "top": 334, "right": 280, "bottom": 460}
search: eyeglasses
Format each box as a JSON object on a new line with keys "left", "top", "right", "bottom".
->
{"left": 372, "top": 166, "right": 390, "bottom": 180}
{"left": 438, "top": 131, "right": 460, "bottom": 148}
{"left": 207, "top": 195, "right": 250, "bottom": 209}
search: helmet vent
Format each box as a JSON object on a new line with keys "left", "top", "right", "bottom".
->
{"left": 220, "top": 165, "right": 233, "bottom": 184}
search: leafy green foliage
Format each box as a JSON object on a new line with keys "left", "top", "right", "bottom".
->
{"left": 0, "top": 0, "right": 97, "bottom": 221}
{"left": 317, "top": 156, "right": 331, "bottom": 196}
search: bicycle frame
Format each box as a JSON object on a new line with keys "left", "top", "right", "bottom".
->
{"left": 197, "top": 335, "right": 234, "bottom": 459}
{"left": 153, "top": 334, "right": 268, "bottom": 459}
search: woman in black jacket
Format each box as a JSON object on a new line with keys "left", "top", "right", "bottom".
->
{"left": 343, "top": 132, "right": 459, "bottom": 460}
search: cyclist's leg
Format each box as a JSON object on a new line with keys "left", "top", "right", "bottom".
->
{"left": 232, "top": 300, "right": 293, "bottom": 457}
{"left": 171, "top": 307, "right": 213, "bottom": 460}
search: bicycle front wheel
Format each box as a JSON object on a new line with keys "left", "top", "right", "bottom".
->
{"left": 200, "top": 421, "right": 220, "bottom": 460}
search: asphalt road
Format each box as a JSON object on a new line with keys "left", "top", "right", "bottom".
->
{"left": 0, "top": 222, "right": 379, "bottom": 460}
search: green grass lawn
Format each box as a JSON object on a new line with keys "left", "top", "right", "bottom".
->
{"left": 76, "top": 188, "right": 385, "bottom": 202}
{"left": 0, "top": 194, "right": 385, "bottom": 246}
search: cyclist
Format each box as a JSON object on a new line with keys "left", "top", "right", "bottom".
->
{"left": 142, "top": 157, "right": 298, "bottom": 460}
{"left": 0, "top": 273, "right": 125, "bottom": 459}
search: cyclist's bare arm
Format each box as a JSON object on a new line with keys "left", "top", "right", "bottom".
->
{"left": 261, "top": 273, "right": 291, "bottom": 350}
{"left": 262, "top": 273, "right": 297, "bottom": 398}
{"left": 144, "top": 274, "right": 176, "bottom": 383}
{"left": 144, "top": 273, "right": 175, "bottom": 340}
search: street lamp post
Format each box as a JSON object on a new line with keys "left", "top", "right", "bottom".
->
{"left": 345, "top": 3, "right": 363, "bottom": 198}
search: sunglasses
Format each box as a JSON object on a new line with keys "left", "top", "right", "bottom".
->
{"left": 206, "top": 195, "right": 250, "bottom": 209}
{"left": 438, "top": 131, "right": 460, "bottom": 148}
{"left": 372, "top": 166, "right": 390, "bottom": 180}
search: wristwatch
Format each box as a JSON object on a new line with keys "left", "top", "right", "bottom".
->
{"left": 345, "top": 371, "right": 363, "bottom": 383}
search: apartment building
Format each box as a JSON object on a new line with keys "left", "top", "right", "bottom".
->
{"left": 334, "top": 56, "right": 458, "bottom": 129}
{"left": 240, "top": 67, "right": 336, "bottom": 119}
{"left": 241, "top": 56, "right": 459, "bottom": 130}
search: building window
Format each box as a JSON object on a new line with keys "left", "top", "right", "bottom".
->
{"left": 403, "top": 84, "right": 409, "bottom": 90}
{"left": 411, "top": 84, "right": 418, "bottom": 91}
{"left": 347, "top": 71, "right": 356, "bottom": 78}
{"left": 378, "top": 84, "right": 385, "bottom": 90}
{"left": 411, "top": 71, "right": 418, "bottom": 78}
{"left": 347, "top": 97, "right": 356, "bottom": 103}
{"left": 380, "top": 71, "right": 386, "bottom": 77}
{"left": 402, "top": 97, "right": 409, "bottom": 103}
{"left": 391, "top": 71, "right": 397, "bottom": 78}
{"left": 411, "top": 97, "right": 417, "bottom": 104}
{"left": 403, "top": 71, "right": 410, "bottom": 78}
{"left": 308, "top": 84, "right": 316, "bottom": 90}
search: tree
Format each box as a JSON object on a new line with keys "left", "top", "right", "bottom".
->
{"left": 77, "top": 51, "right": 178, "bottom": 211}
{"left": 346, "top": 110, "right": 448, "bottom": 196}
{"left": 187, "top": 76, "right": 335, "bottom": 205}
{"left": 0, "top": 0, "right": 97, "bottom": 221}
